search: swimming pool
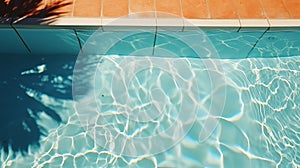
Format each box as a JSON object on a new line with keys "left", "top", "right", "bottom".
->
{"left": 0, "top": 25, "right": 299, "bottom": 167}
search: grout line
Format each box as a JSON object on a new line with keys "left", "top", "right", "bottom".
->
{"left": 99, "top": 0, "right": 102, "bottom": 18}
{"left": 100, "top": 0, "right": 104, "bottom": 18}
{"left": 246, "top": 27, "right": 270, "bottom": 58}
{"left": 128, "top": 0, "right": 130, "bottom": 15}
{"left": 100, "top": 0, "right": 103, "bottom": 31}
{"left": 237, "top": 26, "right": 241, "bottom": 32}
{"left": 281, "top": 0, "right": 292, "bottom": 18}
{"left": 152, "top": 31, "right": 157, "bottom": 56}
{"left": 153, "top": 0, "right": 157, "bottom": 56}
{"left": 237, "top": 19, "right": 242, "bottom": 30}
{"left": 71, "top": 0, "right": 75, "bottom": 17}
{"left": 231, "top": 0, "right": 239, "bottom": 19}
{"left": 9, "top": 17, "right": 13, "bottom": 25}
{"left": 154, "top": 0, "right": 157, "bottom": 18}
{"left": 179, "top": 0, "right": 184, "bottom": 18}
{"left": 206, "top": 0, "right": 210, "bottom": 18}
{"left": 128, "top": 0, "right": 131, "bottom": 15}
{"left": 231, "top": 0, "right": 242, "bottom": 29}
{"left": 266, "top": 17, "right": 271, "bottom": 27}
{"left": 74, "top": 29, "right": 82, "bottom": 49}
{"left": 257, "top": 0, "right": 271, "bottom": 27}
{"left": 154, "top": 0, "right": 158, "bottom": 30}
{"left": 11, "top": 25, "right": 31, "bottom": 54}
{"left": 258, "top": 0, "right": 268, "bottom": 19}
{"left": 179, "top": 0, "right": 184, "bottom": 31}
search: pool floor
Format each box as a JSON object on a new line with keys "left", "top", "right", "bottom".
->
{"left": 1, "top": 54, "right": 299, "bottom": 168}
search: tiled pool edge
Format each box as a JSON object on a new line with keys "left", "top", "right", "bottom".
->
{"left": 1, "top": 18, "right": 300, "bottom": 57}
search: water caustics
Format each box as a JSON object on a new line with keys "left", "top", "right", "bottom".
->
{"left": 1, "top": 15, "right": 300, "bottom": 168}
{"left": 73, "top": 21, "right": 227, "bottom": 158}
{"left": 2, "top": 57, "right": 300, "bottom": 167}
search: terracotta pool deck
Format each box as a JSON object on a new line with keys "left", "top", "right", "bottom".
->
{"left": 40, "top": 0, "right": 300, "bottom": 27}
{"left": 2, "top": 0, "right": 300, "bottom": 27}
{"left": 51, "top": 0, "right": 300, "bottom": 19}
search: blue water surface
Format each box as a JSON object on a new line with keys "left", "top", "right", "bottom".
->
{"left": 0, "top": 28, "right": 299, "bottom": 168}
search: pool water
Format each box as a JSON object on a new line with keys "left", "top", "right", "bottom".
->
{"left": 0, "top": 29, "right": 300, "bottom": 168}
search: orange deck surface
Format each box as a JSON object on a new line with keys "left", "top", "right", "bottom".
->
{"left": 45, "top": 0, "right": 300, "bottom": 19}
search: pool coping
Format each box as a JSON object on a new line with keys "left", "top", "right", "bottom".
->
{"left": 3, "top": 17, "right": 300, "bottom": 27}
{"left": 52, "top": 17, "right": 300, "bottom": 27}
{"left": 1, "top": 17, "right": 300, "bottom": 31}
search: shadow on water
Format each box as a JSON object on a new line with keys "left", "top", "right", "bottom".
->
{"left": 0, "top": 0, "right": 73, "bottom": 155}
{"left": 0, "top": 54, "right": 76, "bottom": 155}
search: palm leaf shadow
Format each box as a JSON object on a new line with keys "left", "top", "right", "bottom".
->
{"left": 0, "top": 0, "right": 71, "bottom": 24}
{"left": 0, "top": 0, "right": 73, "bottom": 156}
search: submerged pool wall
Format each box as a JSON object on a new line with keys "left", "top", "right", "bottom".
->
{"left": 1, "top": 23, "right": 300, "bottom": 58}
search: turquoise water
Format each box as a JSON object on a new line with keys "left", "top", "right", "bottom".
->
{"left": 1, "top": 29, "right": 300, "bottom": 168}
